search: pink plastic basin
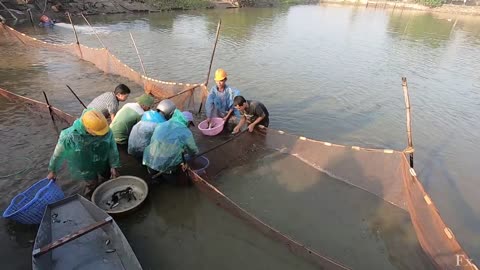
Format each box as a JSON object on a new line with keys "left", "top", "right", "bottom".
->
{"left": 198, "top": 117, "right": 224, "bottom": 136}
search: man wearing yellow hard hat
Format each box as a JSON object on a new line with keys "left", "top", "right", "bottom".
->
{"left": 46, "top": 108, "right": 121, "bottom": 197}
{"left": 204, "top": 68, "right": 241, "bottom": 128}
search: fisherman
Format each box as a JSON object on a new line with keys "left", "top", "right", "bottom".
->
{"left": 232, "top": 95, "right": 270, "bottom": 134}
{"left": 39, "top": 15, "right": 56, "bottom": 27}
{"left": 204, "top": 68, "right": 241, "bottom": 128}
{"left": 109, "top": 93, "right": 155, "bottom": 145}
{"left": 143, "top": 99, "right": 198, "bottom": 183}
{"left": 128, "top": 109, "right": 166, "bottom": 159}
{"left": 87, "top": 84, "right": 131, "bottom": 121}
{"left": 46, "top": 109, "right": 121, "bottom": 196}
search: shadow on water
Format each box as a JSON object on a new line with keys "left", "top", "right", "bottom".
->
{"left": 213, "top": 147, "right": 435, "bottom": 269}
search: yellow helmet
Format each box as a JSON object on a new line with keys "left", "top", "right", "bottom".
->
{"left": 214, "top": 68, "right": 227, "bottom": 81}
{"left": 81, "top": 109, "right": 109, "bottom": 136}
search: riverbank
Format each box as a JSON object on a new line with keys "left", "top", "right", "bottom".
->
{"left": 320, "top": 0, "right": 480, "bottom": 16}
{"left": 0, "top": 0, "right": 318, "bottom": 22}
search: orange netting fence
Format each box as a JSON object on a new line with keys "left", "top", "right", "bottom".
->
{"left": 0, "top": 23, "right": 209, "bottom": 112}
{"left": 0, "top": 23, "right": 477, "bottom": 270}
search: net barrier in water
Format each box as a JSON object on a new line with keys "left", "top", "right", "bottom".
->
{"left": 0, "top": 23, "right": 209, "bottom": 112}
{"left": 0, "top": 22, "right": 477, "bottom": 269}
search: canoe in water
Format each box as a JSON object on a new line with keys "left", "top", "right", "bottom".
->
{"left": 32, "top": 194, "right": 142, "bottom": 270}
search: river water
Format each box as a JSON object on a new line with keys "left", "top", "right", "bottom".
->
{"left": 1, "top": 4, "right": 480, "bottom": 269}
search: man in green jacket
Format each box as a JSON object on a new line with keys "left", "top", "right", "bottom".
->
{"left": 47, "top": 109, "right": 121, "bottom": 196}
{"left": 109, "top": 94, "right": 155, "bottom": 145}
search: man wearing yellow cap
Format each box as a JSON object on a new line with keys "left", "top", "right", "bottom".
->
{"left": 205, "top": 68, "right": 241, "bottom": 127}
{"left": 46, "top": 109, "right": 121, "bottom": 196}
{"left": 109, "top": 93, "right": 155, "bottom": 145}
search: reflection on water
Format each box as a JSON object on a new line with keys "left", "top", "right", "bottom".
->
{"left": 1, "top": 4, "right": 480, "bottom": 268}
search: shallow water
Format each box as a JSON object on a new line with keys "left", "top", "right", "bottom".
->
{"left": 215, "top": 151, "right": 434, "bottom": 270}
{"left": 1, "top": 3, "right": 480, "bottom": 268}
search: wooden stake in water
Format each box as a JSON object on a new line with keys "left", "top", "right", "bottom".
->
{"left": 402, "top": 77, "right": 414, "bottom": 168}
{"left": 80, "top": 13, "right": 106, "bottom": 49}
{"left": 129, "top": 31, "right": 147, "bottom": 76}
{"left": 66, "top": 12, "right": 80, "bottom": 45}
{"left": 66, "top": 85, "right": 87, "bottom": 109}
{"left": 42, "top": 91, "right": 56, "bottom": 124}
{"left": 199, "top": 19, "right": 222, "bottom": 113}
{"left": 27, "top": 9, "right": 35, "bottom": 28}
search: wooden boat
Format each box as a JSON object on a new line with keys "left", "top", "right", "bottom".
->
{"left": 32, "top": 194, "right": 143, "bottom": 270}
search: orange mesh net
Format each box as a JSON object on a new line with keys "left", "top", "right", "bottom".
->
{"left": 1, "top": 23, "right": 477, "bottom": 270}
{"left": 0, "top": 24, "right": 206, "bottom": 112}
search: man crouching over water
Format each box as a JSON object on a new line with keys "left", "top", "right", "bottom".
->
{"left": 46, "top": 109, "right": 120, "bottom": 197}
{"left": 143, "top": 99, "right": 198, "bottom": 184}
{"left": 232, "top": 96, "right": 269, "bottom": 134}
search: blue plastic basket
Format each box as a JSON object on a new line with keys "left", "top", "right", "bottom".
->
{"left": 2, "top": 178, "right": 64, "bottom": 224}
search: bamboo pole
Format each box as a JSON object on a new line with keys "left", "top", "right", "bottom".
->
{"left": 129, "top": 31, "right": 147, "bottom": 76}
{"left": 42, "top": 91, "right": 56, "bottom": 124}
{"left": 66, "top": 12, "right": 80, "bottom": 45}
{"left": 402, "top": 77, "right": 414, "bottom": 168}
{"left": 80, "top": 13, "right": 106, "bottom": 49}
{"left": 198, "top": 19, "right": 222, "bottom": 113}
{"left": 0, "top": 1, "right": 17, "bottom": 20}
{"left": 66, "top": 85, "right": 87, "bottom": 109}
{"left": 27, "top": 8, "right": 35, "bottom": 28}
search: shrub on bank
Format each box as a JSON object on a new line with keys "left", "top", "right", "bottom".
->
{"left": 416, "top": 0, "right": 444, "bottom": 7}
{"left": 147, "top": 0, "right": 212, "bottom": 10}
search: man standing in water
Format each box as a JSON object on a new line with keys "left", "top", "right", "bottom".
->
{"left": 204, "top": 68, "right": 240, "bottom": 128}
{"left": 46, "top": 109, "right": 120, "bottom": 196}
{"left": 232, "top": 95, "right": 269, "bottom": 134}
{"left": 87, "top": 84, "right": 131, "bottom": 121}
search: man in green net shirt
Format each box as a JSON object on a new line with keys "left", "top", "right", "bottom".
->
{"left": 46, "top": 109, "right": 121, "bottom": 196}
{"left": 109, "top": 93, "right": 155, "bottom": 145}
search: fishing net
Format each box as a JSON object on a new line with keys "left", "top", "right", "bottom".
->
{"left": 0, "top": 22, "right": 477, "bottom": 269}
{"left": 0, "top": 24, "right": 208, "bottom": 112}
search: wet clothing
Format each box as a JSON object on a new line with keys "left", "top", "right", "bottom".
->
{"left": 241, "top": 100, "right": 270, "bottom": 127}
{"left": 39, "top": 21, "right": 55, "bottom": 27}
{"left": 205, "top": 85, "right": 241, "bottom": 118}
{"left": 143, "top": 110, "right": 199, "bottom": 173}
{"left": 128, "top": 121, "right": 164, "bottom": 159}
{"left": 48, "top": 110, "right": 120, "bottom": 181}
{"left": 87, "top": 92, "right": 119, "bottom": 118}
{"left": 109, "top": 103, "right": 145, "bottom": 144}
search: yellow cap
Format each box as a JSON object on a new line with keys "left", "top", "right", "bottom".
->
{"left": 214, "top": 68, "right": 227, "bottom": 81}
{"left": 81, "top": 109, "right": 109, "bottom": 136}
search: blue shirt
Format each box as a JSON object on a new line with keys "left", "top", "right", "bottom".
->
{"left": 205, "top": 85, "right": 240, "bottom": 118}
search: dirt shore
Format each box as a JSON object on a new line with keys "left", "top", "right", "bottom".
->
{"left": 320, "top": 0, "right": 480, "bottom": 16}
{"left": 0, "top": 0, "right": 316, "bottom": 22}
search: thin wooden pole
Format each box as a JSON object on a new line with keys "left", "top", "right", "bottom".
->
{"left": 205, "top": 19, "right": 222, "bottom": 88}
{"left": 42, "top": 91, "right": 56, "bottom": 124}
{"left": 66, "top": 85, "right": 87, "bottom": 109}
{"left": 402, "top": 77, "right": 414, "bottom": 168}
{"left": 129, "top": 31, "right": 147, "bottom": 76}
{"left": 80, "top": 13, "right": 106, "bottom": 49}
{"left": 0, "top": 1, "right": 17, "bottom": 20}
{"left": 198, "top": 19, "right": 222, "bottom": 113}
{"left": 27, "top": 8, "right": 35, "bottom": 28}
{"left": 66, "top": 12, "right": 80, "bottom": 45}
